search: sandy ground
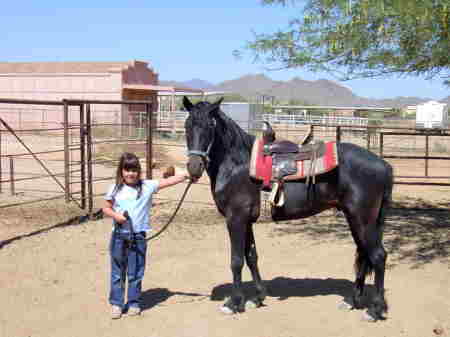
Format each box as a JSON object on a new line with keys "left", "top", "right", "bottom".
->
{"left": 1, "top": 136, "right": 449, "bottom": 337}
{"left": 1, "top": 181, "right": 449, "bottom": 337}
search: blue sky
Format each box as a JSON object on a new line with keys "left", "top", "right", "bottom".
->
{"left": 1, "top": 1, "right": 448, "bottom": 100}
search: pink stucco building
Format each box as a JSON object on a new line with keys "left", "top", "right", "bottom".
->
{"left": 0, "top": 60, "right": 164, "bottom": 128}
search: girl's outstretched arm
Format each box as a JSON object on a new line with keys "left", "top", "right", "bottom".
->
{"left": 158, "top": 166, "right": 189, "bottom": 190}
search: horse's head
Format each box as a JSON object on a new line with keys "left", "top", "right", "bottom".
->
{"left": 183, "top": 96, "right": 223, "bottom": 182}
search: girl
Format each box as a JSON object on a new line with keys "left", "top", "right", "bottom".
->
{"left": 103, "top": 152, "right": 188, "bottom": 319}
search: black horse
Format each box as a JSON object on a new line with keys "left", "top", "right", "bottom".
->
{"left": 183, "top": 96, "right": 393, "bottom": 322}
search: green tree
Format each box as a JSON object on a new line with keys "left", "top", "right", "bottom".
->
{"left": 240, "top": 0, "right": 449, "bottom": 85}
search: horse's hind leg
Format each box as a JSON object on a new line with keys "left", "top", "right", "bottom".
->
{"left": 366, "top": 235, "right": 388, "bottom": 321}
{"left": 244, "top": 223, "right": 267, "bottom": 308}
{"left": 345, "top": 210, "right": 388, "bottom": 321}
{"left": 368, "top": 187, "right": 391, "bottom": 320}
{"left": 352, "top": 248, "right": 369, "bottom": 310}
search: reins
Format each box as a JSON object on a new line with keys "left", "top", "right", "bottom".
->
{"left": 145, "top": 180, "right": 193, "bottom": 241}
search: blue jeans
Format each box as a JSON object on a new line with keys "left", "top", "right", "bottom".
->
{"left": 109, "top": 230, "right": 147, "bottom": 309}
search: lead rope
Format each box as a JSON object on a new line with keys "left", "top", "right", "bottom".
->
{"left": 145, "top": 180, "right": 193, "bottom": 241}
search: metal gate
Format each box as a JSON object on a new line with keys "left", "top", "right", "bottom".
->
{"left": 64, "top": 99, "right": 154, "bottom": 216}
{"left": 380, "top": 131, "right": 450, "bottom": 186}
{"left": 0, "top": 98, "right": 154, "bottom": 213}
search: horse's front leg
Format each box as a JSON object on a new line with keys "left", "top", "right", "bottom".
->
{"left": 221, "top": 217, "right": 247, "bottom": 314}
{"left": 245, "top": 223, "right": 266, "bottom": 309}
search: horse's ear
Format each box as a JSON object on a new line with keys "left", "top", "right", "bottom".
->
{"left": 183, "top": 96, "right": 194, "bottom": 112}
{"left": 213, "top": 97, "right": 224, "bottom": 106}
{"left": 209, "top": 97, "right": 224, "bottom": 117}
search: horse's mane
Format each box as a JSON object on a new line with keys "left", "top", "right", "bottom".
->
{"left": 189, "top": 100, "right": 255, "bottom": 166}
{"left": 214, "top": 109, "right": 255, "bottom": 158}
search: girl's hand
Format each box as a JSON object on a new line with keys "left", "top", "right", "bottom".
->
{"left": 163, "top": 166, "right": 175, "bottom": 178}
{"left": 163, "top": 166, "right": 189, "bottom": 179}
{"left": 114, "top": 213, "right": 127, "bottom": 224}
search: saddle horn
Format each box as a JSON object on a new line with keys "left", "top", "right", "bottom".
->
{"left": 300, "top": 125, "right": 313, "bottom": 145}
{"left": 262, "top": 121, "right": 276, "bottom": 143}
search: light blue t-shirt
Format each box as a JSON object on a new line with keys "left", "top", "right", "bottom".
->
{"left": 104, "top": 179, "right": 159, "bottom": 233}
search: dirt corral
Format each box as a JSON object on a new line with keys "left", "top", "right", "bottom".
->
{"left": 0, "top": 145, "right": 449, "bottom": 337}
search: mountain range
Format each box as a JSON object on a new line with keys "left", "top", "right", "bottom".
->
{"left": 161, "top": 74, "right": 450, "bottom": 108}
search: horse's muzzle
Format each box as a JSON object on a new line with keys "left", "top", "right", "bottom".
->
{"left": 187, "top": 155, "right": 205, "bottom": 183}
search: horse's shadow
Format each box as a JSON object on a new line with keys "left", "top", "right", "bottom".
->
{"left": 140, "top": 288, "right": 208, "bottom": 312}
{"left": 211, "top": 277, "right": 376, "bottom": 307}
{"left": 140, "top": 277, "right": 377, "bottom": 311}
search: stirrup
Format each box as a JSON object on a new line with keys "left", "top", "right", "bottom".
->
{"left": 269, "top": 182, "right": 285, "bottom": 207}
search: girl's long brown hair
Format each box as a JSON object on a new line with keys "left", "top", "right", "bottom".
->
{"left": 112, "top": 152, "right": 143, "bottom": 199}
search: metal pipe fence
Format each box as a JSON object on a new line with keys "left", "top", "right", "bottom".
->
{"left": 1, "top": 98, "right": 449, "bottom": 216}
{"left": 0, "top": 98, "right": 155, "bottom": 213}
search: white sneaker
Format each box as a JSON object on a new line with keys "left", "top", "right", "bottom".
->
{"left": 111, "top": 305, "right": 122, "bottom": 319}
{"left": 128, "top": 306, "right": 141, "bottom": 316}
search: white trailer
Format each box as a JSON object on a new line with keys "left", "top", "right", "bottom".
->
{"left": 415, "top": 100, "right": 448, "bottom": 129}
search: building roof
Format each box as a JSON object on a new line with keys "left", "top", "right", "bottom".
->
{"left": 123, "top": 84, "right": 205, "bottom": 94}
{"left": 0, "top": 60, "right": 149, "bottom": 74}
{"left": 0, "top": 61, "right": 219, "bottom": 95}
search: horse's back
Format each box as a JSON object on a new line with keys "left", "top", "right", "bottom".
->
{"left": 336, "top": 142, "right": 393, "bottom": 203}
{"left": 337, "top": 142, "right": 393, "bottom": 179}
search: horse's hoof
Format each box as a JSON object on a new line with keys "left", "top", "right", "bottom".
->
{"left": 219, "top": 305, "right": 235, "bottom": 315}
{"left": 361, "top": 311, "right": 377, "bottom": 322}
{"left": 245, "top": 300, "right": 258, "bottom": 310}
{"left": 338, "top": 300, "right": 354, "bottom": 311}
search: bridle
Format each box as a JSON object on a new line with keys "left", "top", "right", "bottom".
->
{"left": 187, "top": 144, "right": 212, "bottom": 166}
{"left": 145, "top": 180, "right": 193, "bottom": 241}
{"left": 187, "top": 118, "right": 216, "bottom": 167}
{"left": 148, "top": 119, "right": 217, "bottom": 241}
{"left": 119, "top": 180, "right": 194, "bottom": 242}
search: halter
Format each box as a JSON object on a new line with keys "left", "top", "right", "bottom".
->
{"left": 187, "top": 139, "right": 214, "bottom": 164}
{"left": 187, "top": 118, "right": 216, "bottom": 165}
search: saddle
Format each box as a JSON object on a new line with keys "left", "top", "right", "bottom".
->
{"left": 249, "top": 122, "right": 339, "bottom": 206}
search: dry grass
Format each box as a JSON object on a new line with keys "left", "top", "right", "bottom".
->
{"left": 0, "top": 199, "right": 83, "bottom": 228}
{"left": 0, "top": 198, "right": 87, "bottom": 247}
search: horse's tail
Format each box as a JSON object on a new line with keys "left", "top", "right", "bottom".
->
{"left": 354, "top": 163, "right": 393, "bottom": 278}
{"left": 377, "top": 163, "right": 394, "bottom": 231}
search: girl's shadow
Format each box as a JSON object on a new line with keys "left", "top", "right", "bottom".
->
{"left": 140, "top": 288, "right": 208, "bottom": 311}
